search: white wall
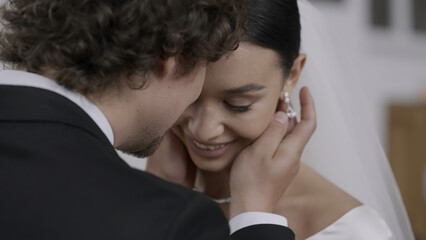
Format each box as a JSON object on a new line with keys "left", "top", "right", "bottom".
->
{"left": 309, "top": 0, "right": 426, "bottom": 148}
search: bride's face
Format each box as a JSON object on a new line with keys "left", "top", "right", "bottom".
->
{"left": 172, "top": 43, "right": 288, "bottom": 172}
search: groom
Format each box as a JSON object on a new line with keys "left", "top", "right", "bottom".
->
{"left": 0, "top": 0, "right": 316, "bottom": 239}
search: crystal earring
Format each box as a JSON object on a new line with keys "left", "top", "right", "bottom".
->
{"left": 284, "top": 92, "right": 297, "bottom": 118}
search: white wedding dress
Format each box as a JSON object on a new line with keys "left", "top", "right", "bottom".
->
{"left": 296, "top": 1, "right": 414, "bottom": 239}
{"left": 306, "top": 206, "right": 392, "bottom": 240}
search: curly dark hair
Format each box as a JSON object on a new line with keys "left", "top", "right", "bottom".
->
{"left": 0, "top": 0, "right": 246, "bottom": 94}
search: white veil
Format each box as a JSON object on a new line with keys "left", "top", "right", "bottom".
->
{"left": 295, "top": 1, "right": 414, "bottom": 239}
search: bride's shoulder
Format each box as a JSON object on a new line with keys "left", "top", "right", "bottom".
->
{"left": 274, "top": 163, "right": 363, "bottom": 239}
{"left": 281, "top": 163, "right": 361, "bottom": 208}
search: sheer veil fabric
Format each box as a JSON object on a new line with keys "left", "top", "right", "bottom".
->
{"left": 295, "top": 1, "right": 414, "bottom": 239}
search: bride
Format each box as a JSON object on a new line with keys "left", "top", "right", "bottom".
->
{"left": 146, "top": 0, "right": 414, "bottom": 239}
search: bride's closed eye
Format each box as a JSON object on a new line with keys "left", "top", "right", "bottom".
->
{"left": 224, "top": 98, "right": 254, "bottom": 113}
{"left": 224, "top": 101, "right": 253, "bottom": 112}
{"left": 221, "top": 84, "right": 265, "bottom": 113}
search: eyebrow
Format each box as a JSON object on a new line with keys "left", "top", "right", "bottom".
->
{"left": 223, "top": 84, "right": 265, "bottom": 94}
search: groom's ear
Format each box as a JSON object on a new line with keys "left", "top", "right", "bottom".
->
{"left": 150, "top": 57, "right": 179, "bottom": 81}
{"left": 122, "top": 57, "right": 178, "bottom": 90}
{"left": 280, "top": 54, "right": 307, "bottom": 97}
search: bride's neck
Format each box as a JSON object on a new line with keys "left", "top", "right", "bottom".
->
{"left": 196, "top": 168, "right": 231, "bottom": 199}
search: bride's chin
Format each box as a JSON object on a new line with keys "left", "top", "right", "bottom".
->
{"left": 193, "top": 159, "right": 231, "bottom": 173}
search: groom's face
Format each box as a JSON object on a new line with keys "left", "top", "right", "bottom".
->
{"left": 116, "top": 61, "right": 207, "bottom": 157}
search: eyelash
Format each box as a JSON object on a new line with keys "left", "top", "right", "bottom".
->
{"left": 224, "top": 102, "right": 253, "bottom": 113}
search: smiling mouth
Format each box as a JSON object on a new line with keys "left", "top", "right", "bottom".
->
{"left": 192, "top": 140, "right": 227, "bottom": 150}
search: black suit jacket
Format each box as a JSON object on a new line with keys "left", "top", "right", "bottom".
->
{"left": 0, "top": 85, "right": 294, "bottom": 240}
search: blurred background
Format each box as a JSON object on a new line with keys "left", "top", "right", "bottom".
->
{"left": 307, "top": 0, "right": 426, "bottom": 144}
{"left": 307, "top": 0, "right": 426, "bottom": 239}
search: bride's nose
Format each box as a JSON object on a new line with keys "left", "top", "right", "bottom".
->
{"left": 187, "top": 103, "right": 224, "bottom": 142}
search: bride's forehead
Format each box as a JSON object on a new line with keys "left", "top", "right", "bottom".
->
{"left": 205, "top": 46, "right": 283, "bottom": 88}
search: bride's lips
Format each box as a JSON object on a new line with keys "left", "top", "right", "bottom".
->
{"left": 186, "top": 137, "right": 234, "bottom": 159}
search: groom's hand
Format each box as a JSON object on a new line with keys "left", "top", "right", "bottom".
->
{"left": 229, "top": 87, "right": 316, "bottom": 218}
{"left": 146, "top": 131, "right": 196, "bottom": 188}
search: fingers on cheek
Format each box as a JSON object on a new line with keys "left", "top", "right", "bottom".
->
{"left": 246, "top": 147, "right": 263, "bottom": 162}
{"left": 275, "top": 144, "right": 300, "bottom": 163}
{"left": 275, "top": 154, "right": 300, "bottom": 178}
{"left": 286, "top": 119, "right": 297, "bottom": 134}
{"left": 300, "top": 120, "right": 316, "bottom": 140}
{"left": 268, "top": 125, "right": 286, "bottom": 140}
{"left": 290, "top": 161, "right": 301, "bottom": 176}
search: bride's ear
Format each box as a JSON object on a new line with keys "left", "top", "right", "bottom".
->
{"left": 280, "top": 54, "right": 307, "bottom": 99}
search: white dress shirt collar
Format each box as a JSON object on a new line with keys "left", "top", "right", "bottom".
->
{"left": 0, "top": 70, "right": 114, "bottom": 145}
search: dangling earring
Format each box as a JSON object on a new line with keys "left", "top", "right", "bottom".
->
{"left": 284, "top": 92, "right": 297, "bottom": 118}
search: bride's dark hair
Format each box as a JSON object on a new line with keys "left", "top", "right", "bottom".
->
{"left": 244, "top": 0, "right": 301, "bottom": 76}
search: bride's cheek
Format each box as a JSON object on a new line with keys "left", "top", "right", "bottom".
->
{"left": 170, "top": 127, "right": 184, "bottom": 142}
{"left": 237, "top": 114, "right": 273, "bottom": 141}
